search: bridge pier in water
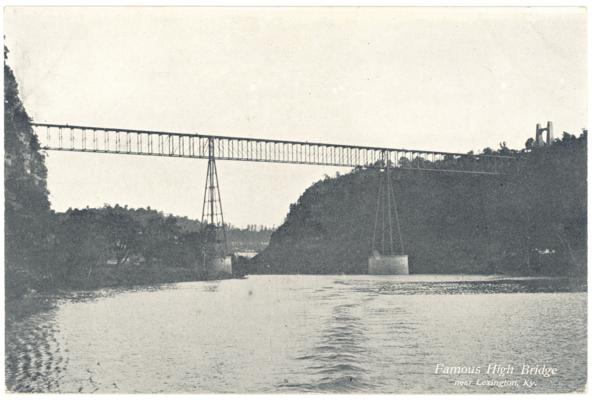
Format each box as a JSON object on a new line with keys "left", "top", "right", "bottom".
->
{"left": 201, "top": 138, "right": 232, "bottom": 277}
{"left": 30, "top": 123, "right": 517, "bottom": 278}
{"left": 369, "top": 153, "right": 409, "bottom": 275}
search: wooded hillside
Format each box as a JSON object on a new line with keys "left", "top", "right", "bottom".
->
{"left": 253, "top": 133, "right": 586, "bottom": 276}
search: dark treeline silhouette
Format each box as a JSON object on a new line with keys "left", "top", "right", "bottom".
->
{"left": 46, "top": 206, "right": 272, "bottom": 291}
{"left": 252, "top": 133, "right": 586, "bottom": 278}
{"left": 4, "top": 44, "right": 586, "bottom": 302}
{"left": 5, "top": 46, "right": 52, "bottom": 300}
{"left": 6, "top": 200, "right": 271, "bottom": 298}
{"left": 4, "top": 49, "right": 270, "bottom": 300}
{"left": 47, "top": 206, "right": 209, "bottom": 291}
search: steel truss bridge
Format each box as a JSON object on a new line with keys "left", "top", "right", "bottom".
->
{"left": 31, "top": 122, "right": 518, "bottom": 268}
{"left": 32, "top": 123, "right": 516, "bottom": 175}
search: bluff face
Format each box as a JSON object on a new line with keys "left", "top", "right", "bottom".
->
{"left": 252, "top": 135, "right": 586, "bottom": 276}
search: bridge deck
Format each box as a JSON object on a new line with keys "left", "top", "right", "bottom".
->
{"left": 32, "top": 123, "right": 516, "bottom": 175}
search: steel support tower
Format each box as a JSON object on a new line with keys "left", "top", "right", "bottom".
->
{"left": 372, "top": 153, "right": 405, "bottom": 256}
{"left": 201, "top": 138, "right": 228, "bottom": 258}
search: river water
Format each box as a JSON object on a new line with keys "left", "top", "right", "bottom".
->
{"left": 5, "top": 275, "right": 587, "bottom": 393}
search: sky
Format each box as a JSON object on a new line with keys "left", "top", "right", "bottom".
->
{"left": 4, "top": 7, "right": 587, "bottom": 227}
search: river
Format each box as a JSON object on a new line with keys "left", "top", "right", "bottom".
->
{"left": 5, "top": 275, "right": 587, "bottom": 393}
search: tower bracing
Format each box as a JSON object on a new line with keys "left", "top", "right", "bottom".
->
{"left": 369, "top": 153, "right": 409, "bottom": 275}
{"left": 200, "top": 138, "right": 232, "bottom": 276}
{"left": 30, "top": 122, "right": 520, "bottom": 277}
{"left": 201, "top": 138, "right": 227, "bottom": 253}
{"left": 372, "top": 156, "right": 404, "bottom": 256}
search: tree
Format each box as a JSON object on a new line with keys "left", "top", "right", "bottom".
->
{"left": 255, "top": 131, "right": 586, "bottom": 277}
{"left": 5, "top": 46, "right": 51, "bottom": 297}
{"left": 101, "top": 208, "right": 142, "bottom": 265}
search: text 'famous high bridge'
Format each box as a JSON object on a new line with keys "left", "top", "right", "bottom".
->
{"left": 31, "top": 122, "right": 518, "bottom": 275}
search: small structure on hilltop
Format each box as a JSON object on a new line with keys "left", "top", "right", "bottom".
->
{"left": 534, "top": 121, "right": 554, "bottom": 147}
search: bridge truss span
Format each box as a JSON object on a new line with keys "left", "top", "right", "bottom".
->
{"left": 31, "top": 123, "right": 516, "bottom": 175}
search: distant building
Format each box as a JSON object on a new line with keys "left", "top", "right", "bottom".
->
{"left": 534, "top": 121, "right": 554, "bottom": 147}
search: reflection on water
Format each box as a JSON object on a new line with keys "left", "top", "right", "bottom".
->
{"left": 5, "top": 275, "right": 587, "bottom": 393}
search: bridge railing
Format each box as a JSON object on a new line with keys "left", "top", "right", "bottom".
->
{"left": 31, "top": 123, "right": 517, "bottom": 175}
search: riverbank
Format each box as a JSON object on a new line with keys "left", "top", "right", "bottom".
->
{"left": 5, "top": 262, "right": 241, "bottom": 324}
{"left": 5, "top": 291, "right": 57, "bottom": 326}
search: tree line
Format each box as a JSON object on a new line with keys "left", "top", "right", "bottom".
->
{"left": 5, "top": 43, "right": 586, "bottom": 301}
{"left": 4, "top": 49, "right": 263, "bottom": 299}
{"left": 252, "top": 131, "right": 586, "bottom": 278}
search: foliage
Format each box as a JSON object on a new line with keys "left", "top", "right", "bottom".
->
{"left": 45, "top": 206, "right": 209, "bottom": 288}
{"left": 5, "top": 47, "right": 265, "bottom": 296}
{"left": 253, "top": 134, "right": 587, "bottom": 277}
{"left": 5, "top": 46, "right": 51, "bottom": 299}
{"left": 4, "top": 43, "right": 586, "bottom": 298}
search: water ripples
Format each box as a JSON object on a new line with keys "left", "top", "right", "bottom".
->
{"left": 5, "top": 312, "right": 68, "bottom": 392}
{"left": 5, "top": 275, "right": 587, "bottom": 393}
{"left": 279, "top": 300, "right": 376, "bottom": 392}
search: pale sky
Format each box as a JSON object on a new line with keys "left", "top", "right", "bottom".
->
{"left": 4, "top": 7, "right": 587, "bottom": 227}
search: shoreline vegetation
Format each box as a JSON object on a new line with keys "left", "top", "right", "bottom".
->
{"left": 4, "top": 46, "right": 265, "bottom": 309}
{"left": 5, "top": 44, "right": 587, "bottom": 322}
{"left": 251, "top": 134, "right": 586, "bottom": 280}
